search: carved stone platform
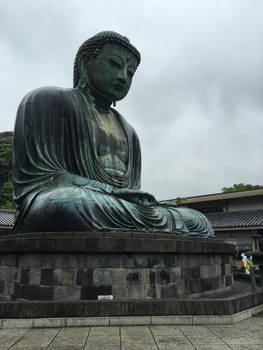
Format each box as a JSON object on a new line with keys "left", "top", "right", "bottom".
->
{"left": 0, "top": 232, "right": 234, "bottom": 304}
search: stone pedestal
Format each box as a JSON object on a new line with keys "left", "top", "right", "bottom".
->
{"left": 0, "top": 232, "right": 234, "bottom": 301}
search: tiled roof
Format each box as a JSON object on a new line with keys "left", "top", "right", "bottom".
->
{"left": 206, "top": 209, "right": 263, "bottom": 229}
{"left": 0, "top": 209, "right": 15, "bottom": 227}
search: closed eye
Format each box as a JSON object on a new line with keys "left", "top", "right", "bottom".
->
{"left": 109, "top": 58, "right": 122, "bottom": 68}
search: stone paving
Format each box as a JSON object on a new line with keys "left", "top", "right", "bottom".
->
{"left": 0, "top": 314, "right": 262, "bottom": 349}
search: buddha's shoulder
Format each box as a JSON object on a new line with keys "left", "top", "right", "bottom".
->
{"left": 20, "top": 86, "right": 78, "bottom": 105}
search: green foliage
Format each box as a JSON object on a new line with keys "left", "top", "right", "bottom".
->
{"left": 0, "top": 131, "right": 12, "bottom": 183}
{"left": 166, "top": 197, "right": 187, "bottom": 207}
{"left": 0, "top": 179, "right": 15, "bottom": 209}
{"left": 221, "top": 183, "right": 263, "bottom": 193}
{"left": 0, "top": 131, "right": 15, "bottom": 209}
{"left": 174, "top": 196, "right": 187, "bottom": 205}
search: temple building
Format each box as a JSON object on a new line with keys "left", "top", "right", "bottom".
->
{"left": 167, "top": 189, "right": 263, "bottom": 251}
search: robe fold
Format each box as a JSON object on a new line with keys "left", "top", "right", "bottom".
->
{"left": 12, "top": 86, "right": 214, "bottom": 237}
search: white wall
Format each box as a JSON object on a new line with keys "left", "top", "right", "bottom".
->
{"left": 215, "top": 229, "right": 256, "bottom": 250}
{"left": 227, "top": 197, "right": 263, "bottom": 211}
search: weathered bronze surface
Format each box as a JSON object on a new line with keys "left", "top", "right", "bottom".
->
{"left": 12, "top": 31, "right": 214, "bottom": 237}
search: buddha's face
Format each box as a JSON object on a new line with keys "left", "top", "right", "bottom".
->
{"left": 85, "top": 43, "right": 138, "bottom": 102}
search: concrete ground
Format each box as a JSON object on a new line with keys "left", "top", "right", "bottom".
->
{"left": 0, "top": 313, "right": 262, "bottom": 350}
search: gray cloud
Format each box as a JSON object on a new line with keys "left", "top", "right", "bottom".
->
{"left": 1, "top": 0, "right": 263, "bottom": 199}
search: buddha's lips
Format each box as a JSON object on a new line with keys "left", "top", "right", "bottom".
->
{"left": 114, "top": 84, "right": 126, "bottom": 91}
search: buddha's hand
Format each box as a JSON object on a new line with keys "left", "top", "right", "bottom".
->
{"left": 70, "top": 174, "right": 111, "bottom": 193}
{"left": 112, "top": 188, "right": 157, "bottom": 207}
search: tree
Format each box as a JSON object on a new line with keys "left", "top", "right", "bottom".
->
{"left": 0, "top": 131, "right": 15, "bottom": 209}
{"left": 0, "top": 179, "right": 15, "bottom": 209}
{"left": 174, "top": 197, "right": 187, "bottom": 205}
{"left": 221, "top": 183, "right": 263, "bottom": 193}
{"left": 0, "top": 131, "right": 12, "bottom": 183}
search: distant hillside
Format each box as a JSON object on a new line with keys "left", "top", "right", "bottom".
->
{"left": 0, "top": 131, "right": 15, "bottom": 209}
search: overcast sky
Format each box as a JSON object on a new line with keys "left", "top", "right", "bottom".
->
{"left": 1, "top": 0, "right": 263, "bottom": 200}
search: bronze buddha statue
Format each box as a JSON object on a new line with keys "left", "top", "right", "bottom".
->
{"left": 12, "top": 31, "right": 214, "bottom": 237}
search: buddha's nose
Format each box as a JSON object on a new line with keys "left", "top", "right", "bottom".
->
{"left": 117, "top": 69, "right": 127, "bottom": 84}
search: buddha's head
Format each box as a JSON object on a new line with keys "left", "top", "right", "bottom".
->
{"left": 74, "top": 31, "right": 140, "bottom": 104}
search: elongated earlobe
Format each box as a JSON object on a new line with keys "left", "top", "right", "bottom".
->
{"left": 78, "top": 53, "right": 88, "bottom": 84}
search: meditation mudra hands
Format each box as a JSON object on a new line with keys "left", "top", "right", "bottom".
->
{"left": 69, "top": 173, "right": 157, "bottom": 206}
{"left": 112, "top": 188, "right": 157, "bottom": 207}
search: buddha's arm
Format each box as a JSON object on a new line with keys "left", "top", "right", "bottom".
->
{"left": 13, "top": 88, "right": 117, "bottom": 200}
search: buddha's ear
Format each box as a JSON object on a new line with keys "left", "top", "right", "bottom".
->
{"left": 78, "top": 53, "right": 89, "bottom": 80}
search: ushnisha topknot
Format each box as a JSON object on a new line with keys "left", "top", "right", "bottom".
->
{"left": 73, "top": 31, "right": 141, "bottom": 88}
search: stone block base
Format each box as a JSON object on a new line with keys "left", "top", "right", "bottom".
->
{"left": 0, "top": 232, "right": 234, "bottom": 301}
{"left": 0, "top": 294, "right": 263, "bottom": 321}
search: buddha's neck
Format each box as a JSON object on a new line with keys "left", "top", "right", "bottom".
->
{"left": 93, "top": 93, "right": 112, "bottom": 113}
{"left": 80, "top": 87, "right": 112, "bottom": 113}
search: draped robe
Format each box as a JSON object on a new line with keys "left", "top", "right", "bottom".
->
{"left": 12, "top": 86, "right": 214, "bottom": 237}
